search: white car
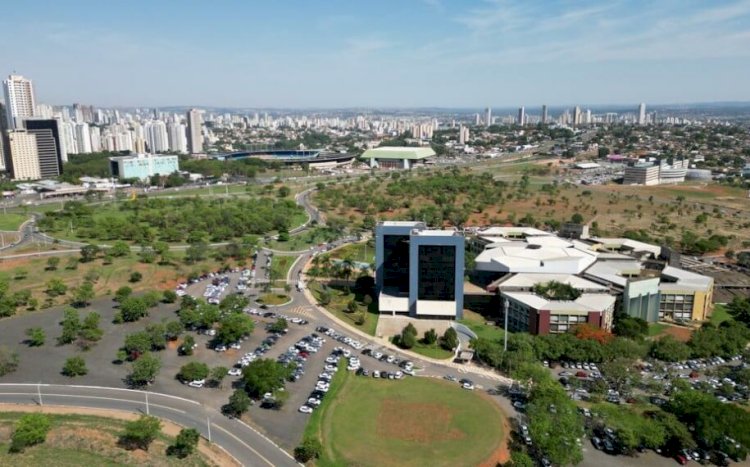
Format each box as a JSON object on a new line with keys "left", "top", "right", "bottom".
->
{"left": 188, "top": 380, "right": 204, "bottom": 388}
{"left": 230, "top": 342, "right": 241, "bottom": 350}
{"left": 307, "top": 398, "right": 321, "bottom": 407}
{"left": 215, "top": 344, "right": 227, "bottom": 352}
{"left": 206, "top": 329, "right": 217, "bottom": 336}
{"left": 299, "top": 405, "right": 313, "bottom": 414}
{"left": 228, "top": 368, "right": 242, "bottom": 376}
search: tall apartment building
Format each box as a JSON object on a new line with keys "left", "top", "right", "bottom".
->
{"left": 3, "top": 74, "right": 36, "bottom": 129}
{"left": 375, "top": 221, "right": 464, "bottom": 319}
{"left": 24, "top": 119, "right": 64, "bottom": 177}
{"left": 541, "top": 105, "right": 548, "bottom": 124}
{"left": 638, "top": 102, "right": 647, "bottom": 125}
{"left": 485, "top": 107, "right": 492, "bottom": 127}
{"left": 0, "top": 102, "right": 7, "bottom": 171}
{"left": 187, "top": 108, "right": 203, "bottom": 154}
{"left": 7, "top": 130, "right": 40, "bottom": 180}
{"left": 517, "top": 107, "right": 525, "bottom": 125}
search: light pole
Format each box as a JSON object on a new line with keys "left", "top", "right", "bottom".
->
{"left": 206, "top": 415, "right": 212, "bottom": 443}
{"left": 145, "top": 391, "right": 150, "bottom": 415}
{"left": 37, "top": 383, "right": 43, "bottom": 406}
{"left": 503, "top": 298, "right": 509, "bottom": 352}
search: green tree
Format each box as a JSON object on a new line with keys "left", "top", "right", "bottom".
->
{"left": 58, "top": 308, "right": 81, "bottom": 345}
{"left": 165, "top": 320, "right": 184, "bottom": 341}
{"left": 269, "top": 318, "right": 288, "bottom": 334}
{"left": 45, "top": 278, "right": 68, "bottom": 297}
{"left": 129, "top": 271, "right": 143, "bottom": 283}
{"left": 650, "top": 335, "right": 691, "bottom": 362}
{"left": 119, "top": 296, "right": 149, "bottom": 322}
{"left": 423, "top": 328, "right": 438, "bottom": 345}
{"left": 62, "top": 356, "right": 88, "bottom": 377}
{"left": 294, "top": 437, "right": 322, "bottom": 463}
{"left": 79, "top": 243, "right": 100, "bottom": 262}
{"left": 162, "top": 290, "right": 178, "bottom": 303}
{"left": 145, "top": 323, "right": 167, "bottom": 350}
{"left": 224, "top": 388, "right": 251, "bottom": 417}
{"left": 0, "top": 346, "right": 19, "bottom": 376}
{"left": 114, "top": 286, "right": 133, "bottom": 302}
{"left": 179, "top": 335, "right": 195, "bottom": 355}
{"left": 70, "top": 281, "right": 95, "bottom": 307}
{"left": 10, "top": 413, "right": 51, "bottom": 453}
{"left": 167, "top": 427, "right": 200, "bottom": 458}
{"left": 119, "top": 415, "right": 161, "bottom": 450}
{"left": 128, "top": 352, "right": 161, "bottom": 386}
{"left": 46, "top": 256, "right": 60, "bottom": 271}
{"left": 209, "top": 366, "right": 228, "bottom": 388}
{"left": 727, "top": 297, "right": 750, "bottom": 325}
{"left": 241, "top": 359, "right": 292, "bottom": 398}
{"left": 216, "top": 313, "right": 254, "bottom": 345}
{"left": 507, "top": 451, "right": 534, "bottom": 467}
{"left": 123, "top": 331, "right": 153, "bottom": 357}
{"left": 440, "top": 327, "right": 459, "bottom": 351}
{"left": 110, "top": 240, "right": 131, "bottom": 257}
{"left": 25, "top": 327, "right": 45, "bottom": 347}
{"left": 177, "top": 361, "right": 209, "bottom": 382}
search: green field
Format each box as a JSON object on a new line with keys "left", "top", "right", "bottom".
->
{"left": 309, "top": 282, "right": 379, "bottom": 335}
{"left": 329, "top": 241, "right": 375, "bottom": 264}
{"left": 0, "top": 213, "right": 29, "bottom": 231}
{"left": 258, "top": 293, "right": 291, "bottom": 305}
{"left": 310, "top": 374, "right": 505, "bottom": 467}
{"left": 410, "top": 341, "right": 454, "bottom": 359}
{"left": 270, "top": 255, "right": 296, "bottom": 282}
{"left": 459, "top": 310, "right": 508, "bottom": 342}
{"left": 711, "top": 304, "right": 732, "bottom": 325}
{"left": 647, "top": 323, "right": 668, "bottom": 337}
{"left": 0, "top": 412, "right": 210, "bottom": 466}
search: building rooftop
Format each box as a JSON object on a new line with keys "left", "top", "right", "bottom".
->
{"left": 588, "top": 237, "right": 661, "bottom": 258}
{"left": 475, "top": 237, "right": 598, "bottom": 274}
{"left": 502, "top": 291, "right": 616, "bottom": 313}
{"left": 361, "top": 146, "right": 436, "bottom": 160}
{"left": 476, "top": 226, "right": 552, "bottom": 238}
{"left": 380, "top": 220, "right": 425, "bottom": 227}
{"left": 583, "top": 259, "right": 652, "bottom": 287}
{"left": 660, "top": 265, "right": 713, "bottom": 291}
{"left": 413, "top": 229, "right": 458, "bottom": 237}
{"left": 496, "top": 273, "right": 609, "bottom": 292}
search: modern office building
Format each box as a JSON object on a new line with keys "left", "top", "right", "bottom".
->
{"left": 24, "top": 119, "right": 65, "bottom": 177}
{"left": 658, "top": 266, "right": 714, "bottom": 322}
{"left": 108, "top": 153, "right": 179, "bottom": 180}
{"left": 6, "top": 130, "right": 40, "bottom": 180}
{"left": 623, "top": 160, "right": 688, "bottom": 185}
{"left": 0, "top": 102, "right": 7, "bottom": 171}
{"left": 187, "top": 108, "right": 203, "bottom": 154}
{"left": 361, "top": 146, "right": 436, "bottom": 169}
{"left": 375, "top": 221, "right": 464, "bottom": 319}
{"left": 517, "top": 107, "right": 525, "bottom": 126}
{"left": 496, "top": 273, "right": 616, "bottom": 335}
{"left": 3, "top": 74, "right": 36, "bottom": 129}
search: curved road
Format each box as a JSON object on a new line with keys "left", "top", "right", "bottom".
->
{"left": 0, "top": 384, "right": 298, "bottom": 467}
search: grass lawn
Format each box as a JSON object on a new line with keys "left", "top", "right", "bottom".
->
{"left": 257, "top": 293, "right": 291, "bottom": 305}
{"left": 329, "top": 241, "right": 375, "bottom": 264}
{"left": 410, "top": 341, "right": 454, "bottom": 359}
{"left": 309, "top": 282, "right": 378, "bottom": 336}
{"left": 711, "top": 304, "right": 732, "bottom": 325}
{"left": 0, "top": 213, "right": 29, "bottom": 231}
{"left": 311, "top": 374, "right": 505, "bottom": 467}
{"left": 647, "top": 323, "right": 668, "bottom": 337}
{"left": 269, "top": 255, "right": 296, "bottom": 282}
{"left": 0, "top": 412, "right": 210, "bottom": 466}
{"left": 459, "top": 310, "right": 508, "bottom": 342}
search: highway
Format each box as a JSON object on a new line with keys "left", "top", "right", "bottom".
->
{"left": 0, "top": 383, "right": 298, "bottom": 467}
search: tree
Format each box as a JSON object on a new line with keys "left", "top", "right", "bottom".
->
{"left": 114, "top": 286, "right": 133, "bottom": 302}
{"left": 440, "top": 327, "right": 459, "bottom": 351}
{"left": 129, "top": 271, "right": 143, "bottom": 283}
{"left": 179, "top": 335, "right": 195, "bottom": 356}
{"left": 423, "top": 328, "right": 438, "bottom": 345}
{"left": 277, "top": 185, "right": 291, "bottom": 197}
{"left": 123, "top": 331, "right": 153, "bottom": 357}
{"left": 128, "top": 352, "right": 161, "bottom": 386}
{"left": 119, "top": 297, "right": 149, "bottom": 322}
{"left": 209, "top": 366, "right": 228, "bottom": 388}
{"left": 217, "top": 313, "right": 254, "bottom": 345}
{"left": 10, "top": 413, "right": 50, "bottom": 453}
{"left": 224, "top": 388, "right": 251, "bottom": 417}
{"left": 727, "top": 297, "right": 750, "bottom": 325}
{"left": 46, "top": 256, "right": 60, "bottom": 271}
{"left": 294, "top": 437, "right": 322, "bottom": 463}
{"left": 507, "top": 451, "right": 535, "bottom": 467}
{"left": 162, "top": 290, "right": 178, "bottom": 303}
{"left": 241, "top": 359, "right": 292, "bottom": 398}
{"left": 145, "top": 323, "right": 167, "bottom": 350}
{"left": 45, "top": 278, "right": 68, "bottom": 297}
{"left": 398, "top": 327, "right": 417, "bottom": 349}
{"left": 58, "top": 308, "right": 81, "bottom": 345}
{"left": 167, "top": 428, "right": 200, "bottom": 458}
{"left": 119, "top": 415, "right": 161, "bottom": 450}
{"left": 177, "top": 361, "right": 209, "bottom": 383}
{"left": 110, "top": 240, "right": 131, "bottom": 257}
{"left": 613, "top": 315, "right": 649, "bottom": 340}
{"left": 25, "top": 327, "right": 45, "bottom": 347}
{"left": 269, "top": 317, "right": 288, "bottom": 334}
{"left": 0, "top": 346, "right": 19, "bottom": 376}
{"left": 600, "top": 358, "right": 638, "bottom": 394}
{"left": 62, "top": 356, "right": 88, "bottom": 377}
{"left": 70, "top": 281, "right": 95, "bottom": 307}
{"left": 165, "top": 320, "right": 184, "bottom": 341}
{"left": 79, "top": 243, "right": 100, "bottom": 262}
{"left": 650, "top": 335, "right": 691, "bottom": 362}
{"left": 65, "top": 256, "right": 79, "bottom": 270}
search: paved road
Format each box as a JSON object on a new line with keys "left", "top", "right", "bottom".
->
{"left": 0, "top": 383, "right": 298, "bottom": 467}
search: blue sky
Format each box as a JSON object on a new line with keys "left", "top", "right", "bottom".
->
{"left": 2, "top": 0, "right": 750, "bottom": 108}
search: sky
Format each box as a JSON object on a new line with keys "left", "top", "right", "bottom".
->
{"left": 1, "top": 0, "right": 750, "bottom": 108}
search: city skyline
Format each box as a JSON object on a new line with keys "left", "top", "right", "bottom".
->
{"left": 1, "top": 1, "right": 750, "bottom": 108}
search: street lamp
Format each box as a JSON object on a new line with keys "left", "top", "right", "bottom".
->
{"left": 503, "top": 298, "right": 509, "bottom": 352}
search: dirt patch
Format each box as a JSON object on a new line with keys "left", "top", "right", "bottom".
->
{"left": 376, "top": 399, "right": 465, "bottom": 443}
{"left": 0, "top": 404, "right": 240, "bottom": 467}
{"left": 662, "top": 325, "right": 694, "bottom": 342}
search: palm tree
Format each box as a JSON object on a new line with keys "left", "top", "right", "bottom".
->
{"left": 340, "top": 257, "right": 355, "bottom": 292}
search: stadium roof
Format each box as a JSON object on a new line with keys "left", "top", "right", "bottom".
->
{"left": 361, "top": 146, "right": 436, "bottom": 160}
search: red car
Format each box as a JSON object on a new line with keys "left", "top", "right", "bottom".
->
{"left": 675, "top": 453, "right": 688, "bottom": 465}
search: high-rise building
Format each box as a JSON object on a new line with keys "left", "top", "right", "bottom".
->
{"left": 146, "top": 120, "right": 169, "bottom": 153}
{"left": 458, "top": 125, "right": 470, "bottom": 145}
{"left": 517, "top": 107, "right": 525, "bottom": 126}
{"left": 485, "top": 107, "right": 492, "bottom": 127}
{"left": 7, "top": 130, "right": 40, "bottom": 180}
{"left": 475, "top": 113, "right": 481, "bottom": 126}
{"left": 541, "top": 105, "right": 548, "bottom": 124}
{"left": 638, "top": 102, "right": 647, "bottom": 125}
{"left": 375, "top": 221, "right": 464, "bottom": 319}
{"left": 0, "top": 102, "right": 7, "bottom": 172}
{"left": 167, "top": 122, "right": 187, "bottom": 153}
{"left": 187, "top": 108, "right": 203, "bottom": 154}
{"left": 75, "top": 123, "right": 92, "bottom": 154}
{"left": 24, "top": 119, "right": 64, "bottom": 177}
{"left": 3, "top": 74, "right": 36, "bottom": 129}
{"left": 573, "top": 106, "right": 582, "bottom": 127}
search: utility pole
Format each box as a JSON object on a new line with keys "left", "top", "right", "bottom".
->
{"left": 503, "top": 298, "right": 509, "bottom": 352}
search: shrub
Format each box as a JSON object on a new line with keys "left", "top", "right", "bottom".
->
{"left": 129, "top": 271, "right": 143, "bottom": 283}
{"left": 10, "top": 413, "right": 50, "bottom": 453}
{"left": 62, "top": 356, "right": 88, "bottom": 377}
{"left": 294, "top": 437, "right": 322, "bottom": 463}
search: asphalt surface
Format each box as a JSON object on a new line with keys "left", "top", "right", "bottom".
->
{"left": 0, "top": 383, "right": 298, "bottom": 467}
